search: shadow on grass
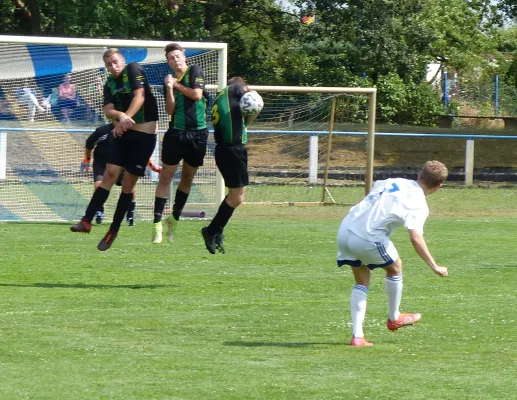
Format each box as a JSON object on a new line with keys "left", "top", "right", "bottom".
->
{"left": 223, "top": 341, "right": 345, "bottom": 348}
{"left": 0, "top": 283, "right": 178, "bottom": 289}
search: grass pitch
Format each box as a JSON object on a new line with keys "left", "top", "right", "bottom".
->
{"left": 1, "top": 186, "right": 517, "bottom": 399}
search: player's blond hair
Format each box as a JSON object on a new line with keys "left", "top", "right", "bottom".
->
{"left": 420, "top": 160, "right": 448, "bottom": 187}
{"left": 103, "top": 48, "right": 123, "bottom": 60}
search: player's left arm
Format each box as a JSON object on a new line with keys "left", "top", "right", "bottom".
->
{"left": 124, "top": 62, "right": 147, "bottom": 119}
{"left": 408, "top": 229, "right": 448, "bottom": 277}
{"left": 124, "top": 87, "right": 145, "bottom": 120}
{"left": 113, "top": 63, "right": 147, "bottom": 134}
{"left": 173, "top": 65, "right": 205, "bottom": 101}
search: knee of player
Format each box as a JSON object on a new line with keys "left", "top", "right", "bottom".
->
{"left": 158, "top": 171, "right": 174, "bottom": 185}
{"left": 227, "top": 191, "right": 244, "bottom": 207}
{"left": 103, "top": 171, "right": 121, "bottom": 186}
{"left": 386, "top": 258, "right": 403, "bottom": 275}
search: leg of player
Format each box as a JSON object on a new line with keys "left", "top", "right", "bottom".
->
{"left": 93, "top": 179, "right": 104, "bottom": 224}
{"left": 166, "top": 162, "right": 198, "bottom": 243}
{"left": 98, "top": 172, "right": 139, "bottom": 251}
{"left": 71, "top": 164, "right": 122, "bottom": 233}
{"left": 202, "top": 187, "right": 244, "bottom": 254}
{"left": 126, "top": 191, "right": 137, "bottom": 226}
{"left": 95, "top": 205, "right": 104, "bottom": 225}
{"left": 349, "top": 265, "right": 374, "bottom": 347}
{"left": 152, "top": 163, "right": 178, "bottom": 244}
{"left": 384, "top": 259, "right": 422, "bottom": 331}
{"left": 27, "top": 102, "right": 37, "bottom": 122}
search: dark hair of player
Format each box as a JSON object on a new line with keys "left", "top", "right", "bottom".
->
{"left": 164, "top": 43, "right": 185, "bottom": 55}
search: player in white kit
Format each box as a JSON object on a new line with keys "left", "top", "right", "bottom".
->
{"left": 337, "top": 161, "right": 449, "bottom": 347}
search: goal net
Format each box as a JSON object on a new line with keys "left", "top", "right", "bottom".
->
{"left": 0, "top": 35, "right": 226, "bottom": 222}
{"left": 0, "top": 36, "right": 377, "bottom": 222}
{"left": 243, "top": 86, "right": 376, "bottom": 205}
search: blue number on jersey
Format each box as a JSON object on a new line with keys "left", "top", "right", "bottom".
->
{"left": 380, "top": 182, "right": 400, "bottom": 195}
{"left": 388, "top": 183, "right": 400, "bottom": 193}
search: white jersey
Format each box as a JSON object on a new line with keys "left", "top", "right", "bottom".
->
{"left": 341, "top": 178, "right": 428, "bottom": 241}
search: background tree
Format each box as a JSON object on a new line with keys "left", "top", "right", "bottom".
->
{"left": 2, "top": 0, "right": 517, "bottom": 124}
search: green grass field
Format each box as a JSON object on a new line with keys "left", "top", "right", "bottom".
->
{"left": 1, "top": 186, "right": 517, "bottom": 399}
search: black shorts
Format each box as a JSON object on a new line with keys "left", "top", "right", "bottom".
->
{"left": 215, "top": 144, "right": 249, "bottom": 188}
{"left": 93, "top": 159, "right": 125, "bottom": 186}
{"left": 92, "top": 158, "right": 108, "bottom": 182}
{"left": 162, "top": 128, "right": 208, "bottom": 168}
{"left": 108, "top": 130, "right": 157, "bottom": 177}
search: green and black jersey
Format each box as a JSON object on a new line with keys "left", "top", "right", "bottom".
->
{"left": 212, "top": 84, "right": 247, "bottom": 145}
{"left": 170, "top": 65, "right": 207, "bottom": 130}
{"left": 103, "top": 62, "right": 159, "bottom": 123}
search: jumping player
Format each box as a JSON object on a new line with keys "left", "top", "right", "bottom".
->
{"left": 201, "top": 77, "right": 260, "bottom": 254}
{"left": 152, "top": 43, "right": 209, "bottom": 244}
{"left": 70, "top": 48, "right": 159, "bottom": 251}
{"left": 81, "top": 122, "right": 162, "bottom": 226}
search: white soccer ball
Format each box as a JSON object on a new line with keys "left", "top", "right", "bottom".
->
{"left": 239, "top": 91, "right": 264, "bottom": 115}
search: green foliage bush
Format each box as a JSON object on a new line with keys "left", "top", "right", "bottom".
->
{"left": 376, "top": 73, "right": 443, "bottom": 125}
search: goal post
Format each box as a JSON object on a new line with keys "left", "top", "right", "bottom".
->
{"left": 0, "top": 35, "right": 227, "bottom": 222}
{"left": 246, "top": 85, "right": 377, "bottom": 202}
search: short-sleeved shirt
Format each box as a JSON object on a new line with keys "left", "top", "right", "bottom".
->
{"left": 341, "top": 178, "right": 429, "bottom": 241}
{"left": 212, "top": 84, "right": 248, "bottom": 145}
{"left": 169, "top": 65, "right": 207, "bottom": 130}
{"left": 103, "top": 62, "right": 159, "bottom": 123}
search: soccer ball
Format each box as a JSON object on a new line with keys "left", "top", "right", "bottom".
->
{"left": 239, "top": 91, "right": 264, "bottom": 115}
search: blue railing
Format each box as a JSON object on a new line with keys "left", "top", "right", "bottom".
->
{"left": 2, "top": 127, "right": 517, "bottom": 141}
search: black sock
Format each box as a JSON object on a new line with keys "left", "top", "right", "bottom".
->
{"left": 207, "top": 200, "right": 235, "bottom": 235}
{"left": 85, "top": 187, "right": 110, "bottom": 222}
{"left": 97, "top": 205, "right": 104, "bottom": 215}
{"left": 153, "top": 197, "right": 168, "bottom": 223}
{"left": 172, "top": 189, "right": 189, "bottom": 221}
{"left": 126, "top": 199, "right": 136, "bottom": 220}
{"left": 110, "top": 192, "right": 133, "bottom": 232}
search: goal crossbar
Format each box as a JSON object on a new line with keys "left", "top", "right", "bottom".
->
{"left": 0, "top": 35, "right": 227, "bottom": 51}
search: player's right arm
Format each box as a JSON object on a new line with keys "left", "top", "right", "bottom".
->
{"left": 408, "top": 229, "right": 448, "bottom": 277}
{"left": 103, "top": 84, "right": 124, "bottom": 122}
{"left": 164, "top": 74, "right": 176, "bottom": 116}
{"left": 173, "top": 65, "right": 205, "bottom": 101}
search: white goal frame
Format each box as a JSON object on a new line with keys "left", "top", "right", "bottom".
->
{"left": 248, "top": 85, "right": 377, "bottom": 196}
{"left": 0, "top": 35, "right": 229, "bottom": 217}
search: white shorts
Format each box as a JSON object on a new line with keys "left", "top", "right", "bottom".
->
{"left": 336, "top": 227, "right": 399, "bottom": 270}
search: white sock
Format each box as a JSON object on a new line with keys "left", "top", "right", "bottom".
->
{"left": 385, "top": 275, "right": 403, "bottom": 321}
{"left": 351, "top": 284, "right": 368, "bottom": 338}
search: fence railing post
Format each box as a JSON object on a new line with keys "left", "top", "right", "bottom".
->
{"left": 0, "top": 131, "right": 6, "bottom": 180}
{"left": 309, "top": 134, "right": 318, "bottom": 184}
{"left": 465, "top": 139, "right": 474, "bottom": 186}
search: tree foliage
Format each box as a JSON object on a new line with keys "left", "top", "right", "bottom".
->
{"left": 2, "top": 0, "right": 516, "bottom": 124}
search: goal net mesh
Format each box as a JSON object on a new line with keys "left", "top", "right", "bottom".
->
{"left": 0, "top": 39, "right": 374, "bottom": 221}
{"left": 245, "top": 90, "right": 370, "bottom": 205}
{"left": 0, "top": 42, "right": 220, "bottom": 221}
